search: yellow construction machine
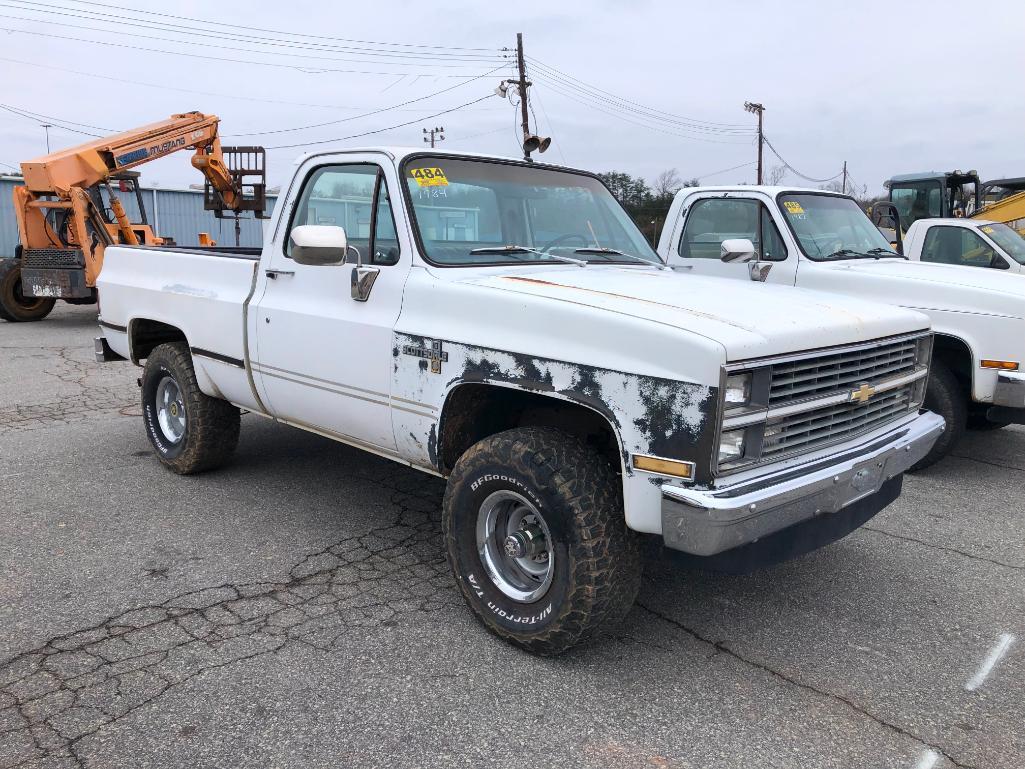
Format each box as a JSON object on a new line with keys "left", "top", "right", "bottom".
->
{"left": 2, "top": 111, "right": 267, "bottom": 321}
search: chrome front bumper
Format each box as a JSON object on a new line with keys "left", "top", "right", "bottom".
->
{"left": 661, "top": 410, "right": 945, "bottom": 556}
{"left": 993, "top": 371, "right": 1025, "bottom": 408}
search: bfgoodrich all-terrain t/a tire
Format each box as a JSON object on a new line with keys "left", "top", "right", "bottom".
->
{"left": 443, "top": 427, "right": 641, "bottom": 655}
{"left": 0, "top": 259, "right": 56, "bottom": 322}
{"left": 911, "top": 360, "right": 965, "bottom": 471}
{"left": 141, "top": 342, "right": 240, "bottom": 475}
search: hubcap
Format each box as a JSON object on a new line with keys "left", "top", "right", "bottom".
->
{"left": 476, "top": 490, "right": 554, "bottom": 602}
{"left": 155, "top": 376, "right": 186, "bottom": 444}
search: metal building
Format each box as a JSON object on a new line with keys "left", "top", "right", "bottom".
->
{"left": 0, "top": 175, "right": 278, "bottom": 257}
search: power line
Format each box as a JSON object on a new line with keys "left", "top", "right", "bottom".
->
{"left": 762, "top": 136, "right": 843, "bottom": 184}
{"left": 0, "top": 56, "right": 504, "bottom": 113}
{"left": 0, "top": 102, "right": 114, "bottom": 132}
{"left": 530, "top": 69, "right": 753, "bottom": 137}
{"left": 0, "top": 103, "right": 104, "bottom": 137}
{"left": 527, "top": 56, "right": 751, "bottom": 131}
{"left": 59, "top": 0, "right": 499, "bottom": 52}
{"left": 0, "top": 24, "right": 499, "bottom": 78}
{"left": 264, "top": 94, "right": 497, "bottom": 150}
{"left": 0, "top": 2, "right": 508, "bottom": 66}
{"left": 225, "top": 65, "right": 508, "bottom": 137}
{"left": 691, "top": 160, "right": 758, "bottom": 181}
{"left": 533, "top": 77, "right": 753, "bottom": 145}
{"left": 0, "top": 10, "right": 503, "bottom": 73}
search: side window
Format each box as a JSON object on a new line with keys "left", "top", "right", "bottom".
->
{"left": 372, "top": 177, "right": 401, "bottom": 266}
{"left": 760, "top": 206, "right": 788, "bottom": 261}
{"left": 286, "top": 164, "right": 402, "bottom": 266}
{"left": 921, "top": 226, "right": 998, "bottom": 268}
{"left": 679, "top": 198, "right": 786, "bottom": 261}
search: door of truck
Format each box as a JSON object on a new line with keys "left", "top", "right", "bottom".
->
{"left": 253, "top": 155, "right": 409, "bottom": 451}
{"left": 666, "top": 192, "right": 798, "bottom": 285}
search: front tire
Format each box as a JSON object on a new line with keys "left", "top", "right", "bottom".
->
{"left": 0, "top": 259, "right": 56, "bottom": 322}
{"left": 443, "top": 427, "right": 640, "bottom": 655}
{"left": 911, "top": 361, "right": 965, "bottom": 471}
{"left": 141, "top": 342, "right": 240, "bottom": 474}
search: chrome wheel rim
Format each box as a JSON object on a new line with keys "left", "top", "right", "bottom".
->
{"left": 475, "top": 490, "right": 554, "bottom": 602}
{"left": 155, "top": 376, "right": 186, "bottom": 444}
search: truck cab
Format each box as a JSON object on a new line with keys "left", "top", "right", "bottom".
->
{"left": 903, "top": 218, "right": 1025, "bottom": 272}
{"left": 887, "top": 169, "right": 981, "bottom": 227}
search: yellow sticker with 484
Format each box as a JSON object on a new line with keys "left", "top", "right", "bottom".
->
{"left": 410, "top": 167, "right": 449, "bottom": 187}
{"left": 783, "top": 200, "right": 805, "bottom": 214}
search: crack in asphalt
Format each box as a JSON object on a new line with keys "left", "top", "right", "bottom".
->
{"left": 0, "top": 346, "right": 135, "bottom": 434}
{"left": 949, "top": 452, "right": 1025, "bottom": 474}
{"left": 0, "top": 471, "right": 455, "bottom": 769}
{"left": 860, "top": 525, "right": 1024, "bottom": 571}
{"left": 634, "top": 602, "right": 974, "bottom": 769}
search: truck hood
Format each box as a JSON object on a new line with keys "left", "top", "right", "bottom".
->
{"left": 460, "top": 266, "right": 929, "bottom": 362}
{"left": 802, "top": 258, "right": 1025, "bottom": 320}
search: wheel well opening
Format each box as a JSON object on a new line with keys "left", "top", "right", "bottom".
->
{"left": 438, "top": 384, "right": 622, "bottom": 476}
{"left": 932, "top": 334, "right": 973, "bottom": 393}
{"left": 130, "top": 319, "right": 187, "bottom": 363}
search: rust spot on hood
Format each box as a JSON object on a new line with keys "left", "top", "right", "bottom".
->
{"left": 499, "top": 276, "right": 757, "bottom": 331}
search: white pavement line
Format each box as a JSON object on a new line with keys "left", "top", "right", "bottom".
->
{"left": 913, "top": 749, "right": 939, "bottom": 769}
{"left": 965, "top": 633, "right": 1016, "bottom": 692}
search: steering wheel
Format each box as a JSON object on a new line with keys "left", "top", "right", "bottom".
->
{"left": 539, "top": 233, "right": 590, "bottom": 252}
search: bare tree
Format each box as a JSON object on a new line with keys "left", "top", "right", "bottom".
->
{"left": 652, "top": 168, "right": 683, "bottom": 199}
{"left": 767, "top": 165, "right": 786, "bottom": 186}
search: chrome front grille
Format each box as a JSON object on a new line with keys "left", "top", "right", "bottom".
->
{"left": 718, "top": 333, "right": 932, "bottom": 474}
{"left": 769, "top": 338, "right": 918, "bottom": 405}
{"left": 762, "top": 385, "right": 914, "bottom": 459}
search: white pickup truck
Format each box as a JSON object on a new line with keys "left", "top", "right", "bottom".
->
{"left": 95, "top": 149, "right": 942, "bottom": 654}
{"left": 902, "top": 217, "right": 1025, "bottom": 273}
{"left": 659, "top": 186, "right": 1025, "bottom": 467}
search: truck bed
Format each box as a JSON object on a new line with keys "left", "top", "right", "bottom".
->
{"left": 96, "top": 244, "right": 262, "bottom": 409}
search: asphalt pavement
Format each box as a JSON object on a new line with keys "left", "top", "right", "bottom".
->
{"left": 1, "top": 304, "right": 1022, "bottom": 769}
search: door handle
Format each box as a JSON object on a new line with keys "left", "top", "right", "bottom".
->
{"left": 265, "top": 269, "right": 295, "bottom": 279}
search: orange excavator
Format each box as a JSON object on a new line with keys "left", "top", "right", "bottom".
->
{"left": 2, "top": 111, "right": 267, "bottom": 322}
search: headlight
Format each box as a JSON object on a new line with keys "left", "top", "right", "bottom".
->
{"left": 724, "top": 372, "right": 752, "bottom": 407}
{"left": 718, "top": 429, "right": 746, "bottom": 463}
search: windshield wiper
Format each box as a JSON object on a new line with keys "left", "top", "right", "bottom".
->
{"left": 468, "top": 245, "right": 587, "bottom": 267}
{"left": 573, "top": 247, "right": 668, "bottom": 270}
{"left": 866, "top": 247, "right": 907, "bottom": 259}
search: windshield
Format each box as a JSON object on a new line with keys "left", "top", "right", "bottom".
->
{"left": 980, "top": 222, "right": 1025, "bottom": 264}
{"left": 401, "top": 157, "right": 660, "bottom": 267}
{"left": 778, "top": 193, "right": 897, "bottom": 260}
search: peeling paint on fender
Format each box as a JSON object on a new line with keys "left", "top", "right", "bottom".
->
{"left": 390, "top": 333, "right": 718, "bottom": 483}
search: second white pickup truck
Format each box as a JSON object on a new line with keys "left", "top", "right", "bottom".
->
{"left": 95, "top": 149, "right": 942, "bottom": 653}
{"left": 659, "top": 186, "right": 1025, "bottom": 467}
{"left": 902, "top": 217, "right": 1025, "bottom": 273}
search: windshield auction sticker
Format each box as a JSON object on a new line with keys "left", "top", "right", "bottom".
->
{"left": 783, "top": 201, "right": 805, "bottom": 214}
{"left": 410, "top": 167, "right": 449, "bottom": 187}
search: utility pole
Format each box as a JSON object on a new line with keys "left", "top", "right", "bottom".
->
{"left": 422, "top": 126, "right": 445, "bottom": 148}
{"left": 40, "top": 123, "right": 52, "bottom": 153}
{"left": 743, "top": 102, "right": 764, "bottom": 184}
{"left": 841, "top": 160, "right": 848, "bottom": 195}
{"left": 515, "top": 32, "right": 531, "bottom": 161}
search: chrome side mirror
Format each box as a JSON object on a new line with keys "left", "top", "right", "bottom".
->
{"left": 350, "top": 244, "right": 380, "bottom": 302}
{"left": 290, "top": 225, "right": 348, "bottom": 265}
{"left": 720, "top": 238, "right": 757, "bottom": 263}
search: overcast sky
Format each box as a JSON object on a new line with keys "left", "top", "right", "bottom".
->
{"left": 2, "top": 0, "right": 1023, "bottom": 195}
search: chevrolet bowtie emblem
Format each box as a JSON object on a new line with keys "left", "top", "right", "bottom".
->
{"left": 850, "top": 383, "right": 876, "bottom": 404}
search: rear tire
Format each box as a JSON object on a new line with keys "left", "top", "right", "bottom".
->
{"left": 443, "top": 427, "right": 640, "bottom": 655}
{"left": 141, "top": 342, "right": 240, "bottom": 474}
{"left": 911, "top": 361, "right": 965, "bottom": 471}
{"left": 0, "top": 259, "right": 56, "bottom": 322}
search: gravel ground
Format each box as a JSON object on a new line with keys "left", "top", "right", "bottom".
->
{"left": 1, "top": 304, "right": 1021, "bottom": 769}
